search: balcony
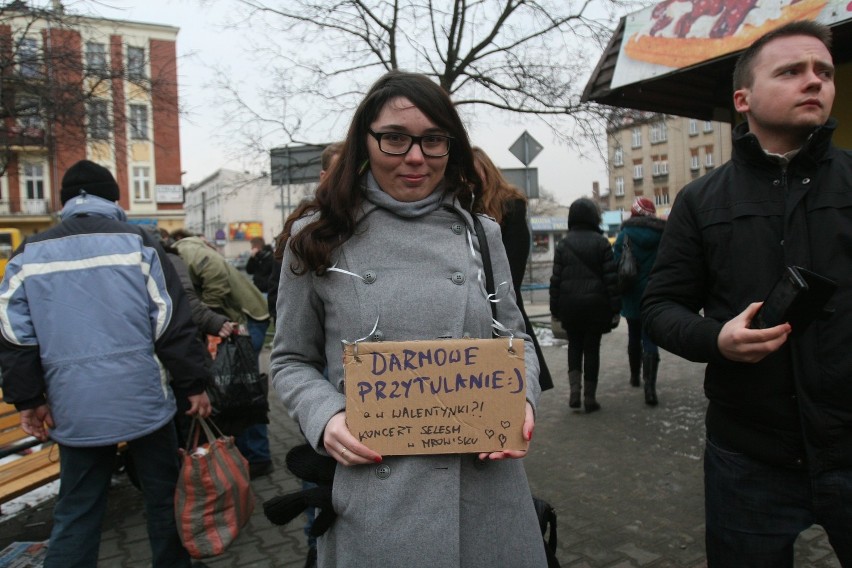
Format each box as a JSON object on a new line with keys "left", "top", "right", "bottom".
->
{"left": 0, "top": 126, "right": 47, "bottom": 149}
{"left": 0, "top": 198, "right": 54, "bottom": 216}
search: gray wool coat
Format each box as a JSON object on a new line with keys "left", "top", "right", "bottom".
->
{"left": 270, "top": 192, "right": 546, "bottom": 567}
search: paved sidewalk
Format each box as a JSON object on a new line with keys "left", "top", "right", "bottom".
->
{"left": 0, "top": 303, "right": 841, "bottom": 567}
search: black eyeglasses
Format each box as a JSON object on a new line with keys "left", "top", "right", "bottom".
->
{"left": 368, "top": 129, "right": 452, "bottom": 157}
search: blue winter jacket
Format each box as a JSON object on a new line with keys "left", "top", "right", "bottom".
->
{"left": 0, "top": 194, "right": 210, "bottom": 446}
{"left": 613, "top": 215, "right": 666, "bottom": 320}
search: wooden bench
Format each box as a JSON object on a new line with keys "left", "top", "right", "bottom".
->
{"left": 0, "top": 394, "right": 60, "bottom": 507}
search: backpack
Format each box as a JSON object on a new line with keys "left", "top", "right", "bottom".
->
{"left": 617, "top": 234, "right": 639, "bottom": 292}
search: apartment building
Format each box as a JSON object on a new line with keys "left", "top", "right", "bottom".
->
{"left": 603, "top": 112, "right": 732, "bottom": 217}
{"left": 0, "top": 2, "right": 184, "bottom": 237}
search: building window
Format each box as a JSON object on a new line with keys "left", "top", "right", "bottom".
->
{"left": 613, "top": 146, "right": 623, "bottom": 167}
{"left": 655, "top": 188, "right": 670, "bottom": 206}
{"left": 652, "top": 158, "right": 668, "bottom": 176}
{"left": 650, "top": 121, "right": 667, "bottom": 143}
{"left": 631, "top": 127, "right": 642, "bottom": 148}
{"left": 633, "top": 164, "right": 643, "bottom": 180}
{"left": 129, "top": 105, "right": 148, "bottom": 140}
{"left": 23, "top": 163, "right": 45, "bottom": 200}
{"left": 133, "top": 166, "right": 151, "bottom": 201}
{"left": 690, "top": 152, "right": 700, "bottom": 171}
{"left": 615, "top": 176, "right": 624, "bottom": 196}
{"left": 127, "top": 46, "right": 145, "bottom": 79}
{"left": 87, "top": 100, "right": 110, "bottom": 139}
{"left": 688, "top": 119, "right": 698, "bottom": 136}
{"left": 705, "top": 151, "right": 714, "bottom": 168}
{"left": 532, "top": 234, "right": 550, "bottom": 253}
{"left": 18, "top": 37, "right": 40, "bottom": 78}
{"left": 703, "top": 120, "right": 713, "bottom": 132}
{"left": 85, "top": 42, "right": 107, "bottom": 74}
{"left": 17, "top": 95, "right": 43, "bottom": 132}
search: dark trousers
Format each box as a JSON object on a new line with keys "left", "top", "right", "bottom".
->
{"left": 45, "top": 423, "right": 189, "bottom": 568}
{"left": 626, "top": 317, "right": 658, "bottom": 356}
{"left": 566, "top": 331, "right": 602, "bottom": 381}
{"left": 235, "top": 316, "right": 271, "bottom": 464}
{"left": 704, "top": 435, "right": 852, "bottom": 567}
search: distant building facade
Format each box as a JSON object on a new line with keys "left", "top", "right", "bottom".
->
{"left": 0, "top": 4, "right": 184, "bottom": 236}
{"left": 184, "top": 169, "right": 314, "bottom": 259}
{"left": 603, "top": 112, "right": 732, "bottom": 217}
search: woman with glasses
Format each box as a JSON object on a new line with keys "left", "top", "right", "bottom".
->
{"left": 270, "top": 70, "right": 546, "bottom": 567}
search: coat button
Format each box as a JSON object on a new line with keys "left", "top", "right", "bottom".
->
{"left": 451, "top": 272, "right": 465, "bottom": 285}
{"left": 802, "top": 178, "right": 811, "bottom": 184}
{"left": 363, "top": 270, "right": 377, "bottom": 284}
{"left": 371, "top": 329, "right": 384, "bottom": 342}
{"left": 451, "top": 222, "right": 464, "bottom": 235}
{"left": 375, "top": 464, "right": 391, "bottom": 479}
{"left": 773, "top": 179, "right": 780, "bottom": 186}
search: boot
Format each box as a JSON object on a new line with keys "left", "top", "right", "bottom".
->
{"left": 628, "top": 345, "right": 642, "bottom": 387}
{"left": 583, "top": 379, "right": 600, "bottom": 413}
{"left": 643, "top": 353, "right": 659, "bottom": 406}
{"left": 568, "top": 370, "right": 582, "bottom": 408}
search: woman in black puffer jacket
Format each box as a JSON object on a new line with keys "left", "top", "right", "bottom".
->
{"left": 549, "top": 198, "right": 621, "bottom": 412}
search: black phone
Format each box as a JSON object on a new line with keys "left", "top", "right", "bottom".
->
{"left": 750, "top": 266, "right": 837, "bottom": 330}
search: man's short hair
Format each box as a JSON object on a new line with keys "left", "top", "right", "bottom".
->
{"left": 250, "top": 236, "right": 265, "bottom": 247}
{"left": 733, "top": 20, "right": 832, "bottom": 90}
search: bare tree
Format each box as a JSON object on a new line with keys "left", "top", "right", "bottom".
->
{"left": 203, "top": 0, "right": 640, "bottom": 161}
{"left": 0, "top": 1, "right": 175, "bottom": 178}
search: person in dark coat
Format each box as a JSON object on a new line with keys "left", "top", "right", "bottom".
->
{"left": 549, "top": 197, "right": 621, "bottom": 412}
{"left": 613, "top": 197, "right": 666, "bottom": 405}
{"left": 472, "top": 146, "right": 553, "bottom": 391}
{"left": 246, "top": 236, "right": 274, "bottom": 293}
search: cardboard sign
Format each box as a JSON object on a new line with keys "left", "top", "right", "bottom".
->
{"left": 344, "top": 338, "right": 527, "bottom": 455}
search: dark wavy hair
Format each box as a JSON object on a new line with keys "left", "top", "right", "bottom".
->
{"left": 286, "top": 70, "right": 481, "bottom": 275}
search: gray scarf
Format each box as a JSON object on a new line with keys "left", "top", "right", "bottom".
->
{"left": 363, "top": 171, "right": 446, "bottom": 218}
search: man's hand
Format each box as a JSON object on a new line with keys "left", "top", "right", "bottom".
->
{"left": 186, "top": 392, "right": 212, "bottom": 418}
{"left": 217, "top": 321, "right": 237, "bottom": 338}
{"left": 20, "top": 405, "right": 54, "bottom": 442}
{"left": 717, "top": 302, "right": 792, "bottom": 363}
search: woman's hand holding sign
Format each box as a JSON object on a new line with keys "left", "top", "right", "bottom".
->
{"left": 477, "top": 401, "right": 534, "bottom": 461}
{"left": 325, "top": 411, "right": 383, "bottom": 466}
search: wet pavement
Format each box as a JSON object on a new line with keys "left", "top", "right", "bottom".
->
{"left": 0, "top": 302, "right": 841, "bottom": 567}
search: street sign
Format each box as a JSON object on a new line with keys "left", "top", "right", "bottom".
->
{"left": 270, "top": 144, "right": 326, "bottom": 185}
{"left": 508, "top": 131, "right": 543, "bottom": 166}
{"left": 501, "top": 167, "right": 539, "bottom": 199}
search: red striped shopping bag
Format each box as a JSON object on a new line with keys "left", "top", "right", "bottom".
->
{"left": 175, "top": 416, "right": 255, "bottom": 558}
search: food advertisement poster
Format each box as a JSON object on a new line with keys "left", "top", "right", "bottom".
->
{"left": 344, "top": 338, "right": 527, "bottom": 456}
{"left": 611, "top": 0, "right": 850, "bottom": 89}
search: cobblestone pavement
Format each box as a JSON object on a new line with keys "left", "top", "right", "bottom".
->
{"left": 0, "top": 303, "right": 841, "bottom": 567}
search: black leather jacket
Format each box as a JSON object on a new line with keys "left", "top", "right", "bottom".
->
{"left": 643, "top": 119, "right": 852, "bottom": 474}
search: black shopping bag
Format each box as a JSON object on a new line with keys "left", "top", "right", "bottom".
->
{"left": 206, "top": 333, "right": 268, "bottom": 415}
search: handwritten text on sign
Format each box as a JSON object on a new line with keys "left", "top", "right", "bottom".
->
{"left": 344, "top": 338, "right": 526, "bottom": 455}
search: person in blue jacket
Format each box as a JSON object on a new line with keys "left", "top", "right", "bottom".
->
{"left": 0, "top": 160, "right": 212, "bottom": 568}
{"left": 613, "top": 197, "right": 666, "bottom": 405}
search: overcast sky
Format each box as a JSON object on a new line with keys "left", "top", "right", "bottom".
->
{"left": 92, "top": 0, "right": 615, "bottom": 206}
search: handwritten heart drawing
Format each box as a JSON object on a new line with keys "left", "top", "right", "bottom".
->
{"left": 500, "top": 421, "right": 510, "bottom": 429}
{"left": 485, "top": 429, "right": 495, "bottom": 439}
{"left": 498, "top": 433, "right": 507, "bottom": 447}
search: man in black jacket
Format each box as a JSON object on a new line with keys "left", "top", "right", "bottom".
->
{"left": 643, "top": 21, "right": 852, "bottom": 566}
